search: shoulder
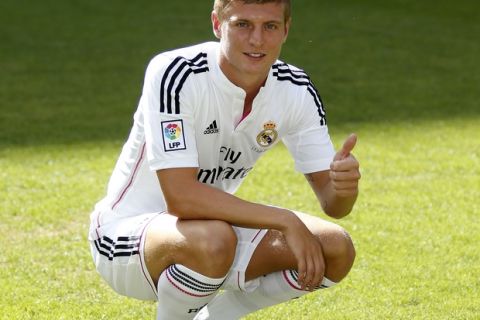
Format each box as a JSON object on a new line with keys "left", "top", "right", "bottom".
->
{"left": 144, "top": 43, "right": 218, "bottom": 113}
{"left": 271, "top": 61, "right": 315, "bottom": 90}
{"left": 145, "top": 42, "right": 218, "bottom": 79}
{"left": 270, "top": 61, "right": 326, "bottom": 125}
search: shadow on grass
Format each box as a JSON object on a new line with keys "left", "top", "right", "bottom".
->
{"left": 1, "top": 0, "right": 479, "bottom": 147}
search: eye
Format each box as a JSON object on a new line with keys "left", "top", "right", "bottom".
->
{"left": 265, "top": 23, "right": 279, "bottom": 31}
{"left": 236, "top": 21, "right": 249, "bottom": 28}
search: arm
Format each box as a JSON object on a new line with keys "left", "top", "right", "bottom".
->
{"left": 305, "top": 134, "right": 361, "bottom": 219}
{"left": 157, "top": 167, "right": 325, "bottom": 290}
{"left": 157, "top": 167, "right": 298, "bottom": 230}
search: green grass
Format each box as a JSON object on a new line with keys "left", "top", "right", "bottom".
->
{"left": 1, "top": 0, "right": 479, "bottom": 319}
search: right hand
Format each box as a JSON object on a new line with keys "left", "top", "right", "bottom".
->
{"left": 282, "top": 216, "right": 325, "bottom": 290}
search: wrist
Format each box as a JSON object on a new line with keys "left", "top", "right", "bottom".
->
{"left": 276, "top": 209, "right": 302, "bottom": 233}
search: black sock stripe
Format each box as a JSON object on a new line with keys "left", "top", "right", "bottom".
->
{"left": 288, "top": 270, "right": 328, "bottom": 290}
{"left": 289, "top": 270, "right": 299, "bottom": 282}
{"left": 169, "top": 265, "right": 223, "bottom": 292}
{"left": 170, "top": 265, "right": 224, "bottom": 290}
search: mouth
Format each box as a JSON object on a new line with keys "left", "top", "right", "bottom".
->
{"left": 244, "top": 52, "right": 266, "bottom": 59}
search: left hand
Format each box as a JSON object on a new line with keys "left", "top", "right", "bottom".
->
{"left": 329, "top": 134, "right": 361, "bottom": 197}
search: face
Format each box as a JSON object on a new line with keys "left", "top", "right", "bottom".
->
{"left": 212, "top": 1, "right": 290, "bottom": 86}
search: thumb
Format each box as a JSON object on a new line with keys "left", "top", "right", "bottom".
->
{"left": 334, "top": 133, "right": 357, "bottom": 161}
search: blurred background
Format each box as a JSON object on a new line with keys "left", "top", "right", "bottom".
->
{"left": 1, "top": 1, "right": 479, "bottom": 319}
{"left": 2, "top": 0, "right": 478, "bottom": 146}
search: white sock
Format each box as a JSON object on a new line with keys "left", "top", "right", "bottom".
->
{"left": 156, "top": 264, "right": 226, "bottom": 320}
{"left": 194, "top": 270, "right": 336, "bottom": 320}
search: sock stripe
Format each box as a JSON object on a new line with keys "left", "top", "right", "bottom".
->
{"left": 167, "top": 265, "right": 224, "bottom": 294}
{"left": 165, "top": 271, "right": 215, "bottom": 298}
{"left": 283, "top": 270, "right": 329, "bottom": 291}
{"left": 170, "top": 265, "right": 224, "bottom": 290}
{"left": 282, "top": 270, "right": 303, "bottom": 291}
{"left": 290, "top": 270, "right": 299, "bottom": 282}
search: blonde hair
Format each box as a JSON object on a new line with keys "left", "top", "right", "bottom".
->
{"left": 213, "top": 0, "right": 291, "bottom": 22}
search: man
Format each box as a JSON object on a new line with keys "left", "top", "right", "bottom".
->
{"left": 88, "top": 1, "right": 361, "bottom": 319}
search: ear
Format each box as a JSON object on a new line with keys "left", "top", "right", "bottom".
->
{"left": 211, "top": 11, "right": 222, "bottom": 39}
{"left": 283, "top": 17, "right": 291, "bottom": 43}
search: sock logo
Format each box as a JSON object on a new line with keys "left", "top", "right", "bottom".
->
{"left": 204, "top": 120, "right": 219, "bottom": 134}
{"left": 187, "top": 304, "right": 207, "bottom": 314}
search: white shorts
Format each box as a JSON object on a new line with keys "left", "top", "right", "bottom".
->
{"left": 88, "top": 211, "right": 268, "bottom": 301}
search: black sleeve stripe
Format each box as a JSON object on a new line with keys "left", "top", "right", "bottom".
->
{"left": 166, "top": 58, "right": 208, "bottom": 113}
{"left": 174, "top": 62, "right": 209, "bottom": 114}
{"left": 273, "top": 63, "right": 310, "bottom": 80}
{"left": 273, "top": 63, "right": 327, "bottom": 126}
{"left": 159, "top": 52, "right": 209, "bottom": 114}
{"left": 160, "top": 56, "right": 183, "bottom": 113}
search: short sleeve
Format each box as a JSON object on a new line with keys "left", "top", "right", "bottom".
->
{"left": 141, "top": 56, "right": 199, "bottom": 171}
{"left": 282, "top": 90, "right": 335, "bottom": 174}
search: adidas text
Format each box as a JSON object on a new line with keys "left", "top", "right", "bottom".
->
{"left": 204, "top": 120, "right": 219, "bottom": 134}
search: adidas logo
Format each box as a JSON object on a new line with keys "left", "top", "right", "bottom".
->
{"left": 204, "top": 120, "right": 219, "bottom": 134}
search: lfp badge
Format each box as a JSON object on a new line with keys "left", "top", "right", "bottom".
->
{"left": 256, "top": 121, "right": 278, "bottom": 147}
{"left": 162, "top": 120, "right": 186, "bottom": 152}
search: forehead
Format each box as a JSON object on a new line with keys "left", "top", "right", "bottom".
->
{"left": 222, "top": 1, "right": 286, "bottom": 22}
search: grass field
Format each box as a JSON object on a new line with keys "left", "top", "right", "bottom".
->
{"left": 1, "top": 0, "right": 479, "bottom": 319}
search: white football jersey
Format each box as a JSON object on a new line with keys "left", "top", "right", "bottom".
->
{"left": 94, "top": 42, "right": 335, "bottom": 223}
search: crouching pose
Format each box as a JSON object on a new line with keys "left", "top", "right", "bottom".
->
{"left": 89, "top": 0, "right": 360, "bottom": 319}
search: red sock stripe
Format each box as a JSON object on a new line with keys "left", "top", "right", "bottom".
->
{"left": 282, "top": 270, "right": 303, "bottom": 291}
{"left": 165, "top": 270, "right": 214, "bottom": 298}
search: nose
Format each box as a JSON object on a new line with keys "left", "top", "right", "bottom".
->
{"left": 249, "top": 26, "right": 264, "bottom": 47}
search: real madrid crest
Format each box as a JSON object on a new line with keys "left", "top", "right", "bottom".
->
{"left": 256, "top": 121, "right": 278, "bottom": 147}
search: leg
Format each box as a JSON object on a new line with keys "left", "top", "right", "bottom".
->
{"left": 246, "top": 211, "right": 355, "bottom": 282}
{"left": 144, "top": 213, "right": 237, "bottom": 319}
{"left": 144, "top": 213, "right": 238, "bottom": 284}
{"left": 195, "top": 212, "right": 355, "bottom": 320}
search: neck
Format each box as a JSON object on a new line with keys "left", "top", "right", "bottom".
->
{"left": 218, "top": 55, "right": 269, "bottom": 97}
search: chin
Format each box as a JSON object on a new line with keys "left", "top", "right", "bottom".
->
{"left": 242, "top": 61, "right": 272, "bottom": 74}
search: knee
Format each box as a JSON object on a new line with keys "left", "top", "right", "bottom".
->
{"left": 337, "top": 228, "right": 356, "bottom": 266}
{"left": 320, "top": 226, "right": 356, "bottom": 279}
{"left": 193, "top": 220, "right": 237, "bottom": 276}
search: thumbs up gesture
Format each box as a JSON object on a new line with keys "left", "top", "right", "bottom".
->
{"left": 330, "top": 134, "right": 361, "bottom": 197}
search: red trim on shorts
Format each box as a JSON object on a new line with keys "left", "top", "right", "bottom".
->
{"left": 139, "top": 214, "right": 161, "bottom": 298}
{"left": 95, "top": 211, "right": 102, "bottom": 238}
{"left": 111, "top": 142, "right": 146, "bottom": 210}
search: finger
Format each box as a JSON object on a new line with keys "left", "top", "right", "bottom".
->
{"left": 334, "top": 187, "right": 359, "bottom": 197}
{"left": 332, "top": 180, "right": 359, "bottom": 190}
{"left": 334, "top": 133, "right": 357, "bottom": 161}
{"left": 330, "top": 155, "right": 359, "bottom": 172}
{"left": 303, "top": 255, "right": 315, "bottom": 290}
{"left": 297, "top": 258, "right": 307, "bottom": 288}
{"left": 330, "top": 169, "right": 361, "bottom": 181}
{"left": 311, "top": 248, "right": 323, "bottom": 291}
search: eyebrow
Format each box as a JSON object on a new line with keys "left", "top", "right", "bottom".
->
{"left": 229, "top": 17, "right": 283, "bottom": 25}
